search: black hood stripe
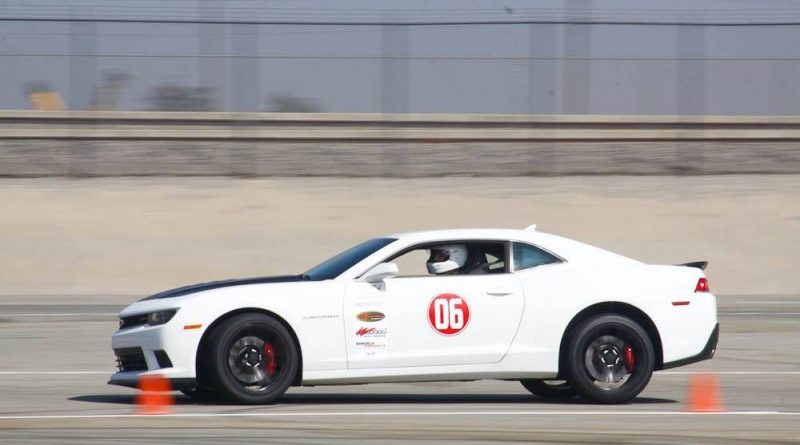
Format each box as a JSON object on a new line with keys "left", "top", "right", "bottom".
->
{"left": 140, "top": 275, "right": 305, "bottom": 301}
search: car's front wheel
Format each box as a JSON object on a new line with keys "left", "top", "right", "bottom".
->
{"left": 520, "top": 379, "right": 577, "bottom": 400}
{"left": 564, "top": 314, "right": 655, "bottom": 404}
{"left": 205, "top": 313, "right": 299, "bottom": 404}
{"left": 179, "top": 386, "right": 218, "bottom": 402}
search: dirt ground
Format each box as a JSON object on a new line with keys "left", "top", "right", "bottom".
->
{"left": 0, "top": 175, "right": 797, "bottom": 296}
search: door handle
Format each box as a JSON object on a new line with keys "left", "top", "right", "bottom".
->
{"left": 485, "top": 289, "right": 514, "bottom": 296}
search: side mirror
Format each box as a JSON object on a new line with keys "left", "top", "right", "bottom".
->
{"left": 361, "top": 262, "right": 399, "bottom": 283}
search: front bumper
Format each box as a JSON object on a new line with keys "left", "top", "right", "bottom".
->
{"left": 108, "top": 319, "right": 202, "bottom": 388}
{"left": 662, "top": 323, "right": 719, "bottom": 369}
{"left": 108, "top": 374, "right": 197, "bottom": 390}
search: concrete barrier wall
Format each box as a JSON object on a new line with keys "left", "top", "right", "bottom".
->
{"left": 1, "top": 111, "right": 799, "bottom": 176}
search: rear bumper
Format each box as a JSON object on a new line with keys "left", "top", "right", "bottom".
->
{"left": 662, "top": 323, "right": 719, "bottom": 370}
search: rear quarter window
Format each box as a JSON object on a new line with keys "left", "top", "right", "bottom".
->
{"left": 512, "top": 242, "right": 562, "bottom": 271}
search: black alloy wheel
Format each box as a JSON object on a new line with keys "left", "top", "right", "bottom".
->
{"left": 564, "top": 314, "right": 655, "bottom": 404}
{"left": 206, "top": 313, "right": 299, "bottom": 404}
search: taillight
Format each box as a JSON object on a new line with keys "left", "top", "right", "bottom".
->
{"left": 695, "top": 277, "right": 710, "bottom": 292}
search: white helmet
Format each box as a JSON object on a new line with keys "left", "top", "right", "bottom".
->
{"left": 426, "top": 245, "right": 467, "bottom": 275}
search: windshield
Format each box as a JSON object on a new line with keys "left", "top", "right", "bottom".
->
{"left": 304, "top": 238, "right": 396, "bottom": 280}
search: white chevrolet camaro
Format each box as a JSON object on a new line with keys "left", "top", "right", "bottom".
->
{"left": 110, "top": 226, "right": 718, "bottom": 404}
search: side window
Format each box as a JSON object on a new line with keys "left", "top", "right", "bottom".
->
{"left": 512, "top": 242, "right": 561, "bottom": 271}
{"left": 387, "top": 241, "right": 508, "bottom": 277}
{"left": 485, "top": 252, "right": 505, "bottom": 273}
{"left": 391, "top": 248, "right": 431, "bottom": 277}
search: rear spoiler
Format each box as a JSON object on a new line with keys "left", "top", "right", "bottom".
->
{"left": 678, "top": 261, "right": 708, "bottom": 270}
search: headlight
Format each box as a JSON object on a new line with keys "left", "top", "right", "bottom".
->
{"left": 146, "top": 309, "right": 178, "bottom": 326}
{"left": 118, "top": 309, "right": 178, "bottom": 329}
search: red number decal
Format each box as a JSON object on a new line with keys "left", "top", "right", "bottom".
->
{"left": 428, "top": 293, "right": 470, "bottom": 335}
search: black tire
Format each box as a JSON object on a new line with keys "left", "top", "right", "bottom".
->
{"left": 205, "top": 313, "right": 299, "bottom": 404}
{"left": 564, "top": 314, "right": 655, "bottom": 404}
{"left": 180, "top": 386, "right": 219, "bottom": 402}
{"left": 520, "top": 379, "right": 577, "bottom": 399}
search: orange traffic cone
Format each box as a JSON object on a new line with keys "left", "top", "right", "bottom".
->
{"left": 136, "top": 374, "right": 174, "bottom": 415}
{"left": 687, "top": 373, "right": 723, "bottom": 412}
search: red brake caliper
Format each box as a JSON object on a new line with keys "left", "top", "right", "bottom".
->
{"left": 623, "top": 344, "right": 635, "bottom": 373}
{"left": 264, "top": 343, "right": 277, "bottom": 377}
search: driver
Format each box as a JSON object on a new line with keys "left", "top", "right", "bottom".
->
{"left": 426, "top": 245, "right": 468, "bottom": 275}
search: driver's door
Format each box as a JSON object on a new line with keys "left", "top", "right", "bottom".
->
{"left": 343, "top": 243, "right": 524, "bottom": 369}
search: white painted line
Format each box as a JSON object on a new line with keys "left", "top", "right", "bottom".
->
{"left": 659, "top": 371, "right": 800, "bottom": 375}
{"left": 0, "top": 410, "right": 799, "bottom": 421}
{"left": 3, "top": 313, "right": 118, "bottom": 317}
{"left": 1, "top": 370, "right": 799, "bottom": 376}
{"left": 722, "top": 301, "right": 800, "bottom": 305}
{"left": 720, "top": 312, "right": 800, "bottom": 316}
{"left": 0, "top": 371, "right": 109, "bottom": 375}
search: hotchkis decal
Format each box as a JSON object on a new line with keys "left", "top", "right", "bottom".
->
{"left": 428, "top": 293, "right": 470, "bottom": 335}
{"left": 356, "top": 327, "right": 387, "bottom": 337}
{"left": 356, "top": 311, "right": 386, "bottom": 322}
{"left": 354, "top": 326, "right": 387, "bottom": 352}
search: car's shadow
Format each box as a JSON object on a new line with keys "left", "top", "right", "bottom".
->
{"left": 70, "top": 393, "right": 677, "bottom": 406}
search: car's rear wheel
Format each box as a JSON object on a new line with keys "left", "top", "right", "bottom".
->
{"left": 206, "top": 313, "right": 298, "bottom": 404}
{"left": 520, "top": 379, "right": 577, "bottom": 400}
{"left": 564, "top": 314, "right": 654, "bottom": 404}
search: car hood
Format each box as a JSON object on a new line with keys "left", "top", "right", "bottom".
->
{"left": 138, "top": 275, "right": 306, "bottom": 301}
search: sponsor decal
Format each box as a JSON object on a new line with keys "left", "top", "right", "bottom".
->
{"left": 356, "top": 327, "right": 387, "bottom": 337}
{"left": 355, "top": 341, "right": 386, "bottom": 349}
{"left": 428, "top": 293, "right": 470, "bottom": 336}
{"left": 356, "top": 311, "right": 386, "bottom": 322}
{"left": 354, "top": 326, "right": 388, "bottom": 353}
{"left": 302, "top": 314, "right": 340, "bottom": 320}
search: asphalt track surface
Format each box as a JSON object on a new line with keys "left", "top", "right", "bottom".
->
{"left": 0, "top": 295, "right": 799, "bottom": 444}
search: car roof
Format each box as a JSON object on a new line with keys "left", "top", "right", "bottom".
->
{"left": 383, "top": 228, "right": 641, "bottom": 265}
{"left": 385, "top": 228, "right": 536, "bottom": 243}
